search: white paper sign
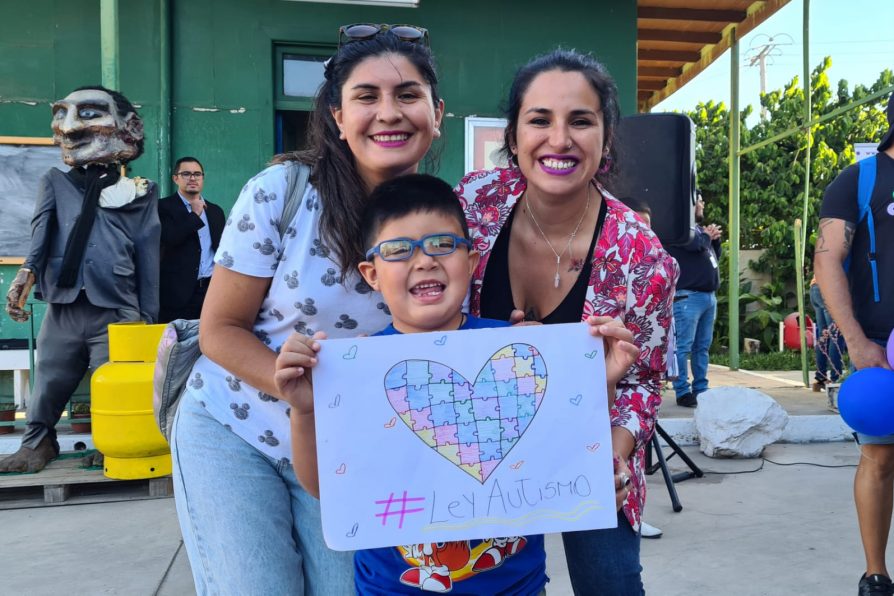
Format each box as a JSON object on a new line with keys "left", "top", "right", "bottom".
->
{"left": 312, "top": 322, "right": 616, "bottom": 551}
{"left": 854, "top": 142, "right": 878, "bottom": 161}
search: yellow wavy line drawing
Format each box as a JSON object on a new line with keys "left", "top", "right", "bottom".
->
{"left": 422, "top": 500, "right": 604, "bottom": 532}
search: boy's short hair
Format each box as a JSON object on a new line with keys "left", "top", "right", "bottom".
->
{"left": 619, "top": 196, "right": 651, "bottom": 217}
{"left": 361, "top": 174, "right": 470, "bottom": 252}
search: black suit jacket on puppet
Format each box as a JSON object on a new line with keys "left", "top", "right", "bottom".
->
{"left": 158, "top": 193, "right": 225, "bottom": 311}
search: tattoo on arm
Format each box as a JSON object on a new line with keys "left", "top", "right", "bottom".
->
{"left": 525, "top": 306, "right": 538, "bottom": 322}
{"left": 815, "top": 220, "right": 832, "bottom": 254}
{"left": 843, "top": 222, "right": 855, "bottom": 252}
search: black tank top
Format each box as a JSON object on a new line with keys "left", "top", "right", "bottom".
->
{"left": 480, "top": 199, "right": 607, "bottom": 324}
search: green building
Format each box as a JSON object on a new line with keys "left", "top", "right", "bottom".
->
{"left": 0, "top": 0, "right": 785, "bottom": 344}
{"left": 1, "top": 0, "right": 638, "bottom": 205}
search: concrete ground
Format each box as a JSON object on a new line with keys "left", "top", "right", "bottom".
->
{"left": 1, "top": 366, "right": 867, "bottom": 595}
{"left": 0, "top": 442, "right": 871, "bottom": 595}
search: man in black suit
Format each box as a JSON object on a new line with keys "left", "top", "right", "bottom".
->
{"left": 158, "top": 156, "right": 225, "bottom": 323}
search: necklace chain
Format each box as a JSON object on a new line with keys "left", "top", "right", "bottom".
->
{"left": 524, "top": 184, "right": 591, "bottom": 289}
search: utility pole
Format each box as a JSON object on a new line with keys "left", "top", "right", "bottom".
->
{"left": 746, "top": 34, "right": 793, "bottom": 119}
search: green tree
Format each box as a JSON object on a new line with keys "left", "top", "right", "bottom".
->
{"left": 684, "top": 58, "right": 892, "bottom": 351}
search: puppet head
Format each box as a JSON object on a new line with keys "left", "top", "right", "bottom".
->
{"left": 51, "top": 86, "right": 145, "bottom": 166}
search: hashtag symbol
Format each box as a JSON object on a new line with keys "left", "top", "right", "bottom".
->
{"left": 374, "top": 491, "right": 426, "bottom": 529}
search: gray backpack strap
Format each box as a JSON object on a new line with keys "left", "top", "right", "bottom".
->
{"left": 278, "top": 161, "right": 311, "bottom": 240}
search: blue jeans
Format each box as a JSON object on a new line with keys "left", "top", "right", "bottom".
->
{"left": 809, "top": 283, "right": 845, "bottom": 383}
{"left": 563, "top": 511, "right": 643, "bottom": 595}
{"left": 171, "top": 393, "right": 354, "bottom": 595}
{"left": 672, "top": 290, "right": 717, "bottom": 397}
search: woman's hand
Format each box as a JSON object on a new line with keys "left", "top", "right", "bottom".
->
{"left": 613, "top": 452, "right": 633, "bottom": 511}
{"left": 274, "top": 331, "right": 327, "bottom": 413}
{"left": 586, "top": 315, "right": 640, "bottom": 388}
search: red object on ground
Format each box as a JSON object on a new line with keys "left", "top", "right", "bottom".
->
{"left": 783, "top": 312, "right": 815, "bottom": 350}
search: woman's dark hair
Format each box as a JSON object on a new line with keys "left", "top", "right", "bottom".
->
{"left": 619, "top": 196, "right": 651, "bottom": 217}
{"left": 271, "top": 32, "right": 441, "bottom": 278}
{"left": 500, "top": 49, "right": 621, "bottom": 185}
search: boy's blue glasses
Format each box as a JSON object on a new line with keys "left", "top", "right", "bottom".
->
{"left": 366, "top": 233, "right": 472, "bottom": 262}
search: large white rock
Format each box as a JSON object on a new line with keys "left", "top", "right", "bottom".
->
{"left": 694, "top": 387, "right": 789, "bottom": 458}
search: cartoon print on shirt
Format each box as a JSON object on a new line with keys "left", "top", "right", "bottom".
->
{"left": 397, "top": 537, "right": 528, "bottom": 593}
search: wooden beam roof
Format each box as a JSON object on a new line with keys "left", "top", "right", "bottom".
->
{"left": 637, "top": 0, "right": 791, "bottom": 112}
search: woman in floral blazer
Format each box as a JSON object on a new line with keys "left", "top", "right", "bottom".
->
{"left": 456, "top": 49, "right": 678, "bottom": 595}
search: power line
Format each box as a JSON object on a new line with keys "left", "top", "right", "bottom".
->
{"left": 746, "top": 33, "right": 794, "bottom": 119}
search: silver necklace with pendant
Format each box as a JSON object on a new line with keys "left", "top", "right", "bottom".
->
{"left": 524, "top": 184, "right": 591, "bottom": 288}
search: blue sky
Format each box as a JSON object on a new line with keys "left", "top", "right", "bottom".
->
{"left": 654, "top": 0, "right": 894, "bottom": 115}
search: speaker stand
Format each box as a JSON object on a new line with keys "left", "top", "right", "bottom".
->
{"left": 645, "top": 422, "right": 704, "bottom": 512}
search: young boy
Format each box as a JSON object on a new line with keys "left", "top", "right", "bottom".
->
{"left": 275, "top": 174, "right": 548, "bottom": 595}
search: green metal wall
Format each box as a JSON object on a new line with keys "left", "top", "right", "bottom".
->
{"left": 0, "top": 0, "right": 636, "bottom": 340}
{"left": 1, "top": 0, "right": 636, "bottom": 211}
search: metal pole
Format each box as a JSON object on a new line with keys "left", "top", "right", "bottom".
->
{"left": 801, "top": 0, "right": 812, "bottom": 250}
{"left": 729, "top": 27, "right": 741, "bottom": 370}
{"left": 159, "top": 0, "right": 172, "bottom": 195}
{"left": 796, "top": 0, "right": 811, "bottom": 386}
{"left": 100, "top": 0, "right": 119, "bottom": 89}
{"left": 794, "top": 219, "right": 809, "bottom": 386}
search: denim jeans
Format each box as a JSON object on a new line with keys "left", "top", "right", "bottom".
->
{"left": 809, "top": 283, "right": 845, "bottom": 383}
{"left": 562, "top": 511, "right": 644, "bottom": 595}
{"left": 171, "top": 393, "right": 354, "bottom": 595}
{"left": 672, "top": 290, "right": 717, "bottom": 397}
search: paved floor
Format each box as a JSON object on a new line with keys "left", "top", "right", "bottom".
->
{"left": 1, "top": 442, "right": 872, "bottom": 595}
{"left": 659, "top": 364, "right": 833, "bottom": 418}
{"left": 2, "top": 366, "right": 858, "bottom": 594}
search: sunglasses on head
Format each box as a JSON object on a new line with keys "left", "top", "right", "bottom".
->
{"left": 338, "top": 23, "right": 429, "bottom": 48}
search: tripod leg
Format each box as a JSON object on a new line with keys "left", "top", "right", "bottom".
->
{"left": 650, "top": 433, "right": 683, "bottom": 512}
{"left": 655, "top": 423, "right": 704, "bottom": 478}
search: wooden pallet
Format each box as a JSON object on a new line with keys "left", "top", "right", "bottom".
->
{"left": 0, "top": 454, "right": 172, "bottom": 508}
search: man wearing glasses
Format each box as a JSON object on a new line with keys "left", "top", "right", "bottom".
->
{"left": 158, "top": 157, "right": 225, "bottom": 323}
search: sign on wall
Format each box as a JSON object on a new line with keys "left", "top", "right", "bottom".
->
{"left": 312, "top": 322, "right": 616, "bottom": 551}
{"left": 464, "top": 117, "right": 509, "bottom": 174}
{"left": 0, "top": 137, "right": 63, "bottom": 260}
{"left": 854, "top": 142, "right": 879, "bottom": 161}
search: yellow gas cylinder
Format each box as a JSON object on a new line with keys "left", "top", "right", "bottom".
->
{"left": 91, "top": 322, "right": 171, "bottom": 479}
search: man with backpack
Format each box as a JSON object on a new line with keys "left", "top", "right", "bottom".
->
{"left": 814, "top": 92, "right": 894, "bottom": 596}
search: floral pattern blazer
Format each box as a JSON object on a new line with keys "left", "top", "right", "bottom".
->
{"left": 456, "top": 166, "right": 679, "bottom": 531}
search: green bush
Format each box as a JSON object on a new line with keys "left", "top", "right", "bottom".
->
{"left": 710, "top": 349, "right": 815, "bottom": 371}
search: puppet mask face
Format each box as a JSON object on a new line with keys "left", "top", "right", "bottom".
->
{"left": 51, "top": 88, "right": 144, "bottom": 166}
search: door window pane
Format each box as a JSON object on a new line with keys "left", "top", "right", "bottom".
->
{"left": 283, "top": 55, "right": 326, "bottom": 98}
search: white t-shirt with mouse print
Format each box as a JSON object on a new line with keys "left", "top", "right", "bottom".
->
{"left": 181, "top": 163, "right": 392, "bottom": 464}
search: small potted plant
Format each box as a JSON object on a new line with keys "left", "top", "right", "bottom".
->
{"left": 69, "top": 400, "right": 92, "bottom": 433}
{"left": 0, "top": 401, "right": 15, "bottom": 435}
{"left": 0, "top": 371, "right": 14, "bottom": 434}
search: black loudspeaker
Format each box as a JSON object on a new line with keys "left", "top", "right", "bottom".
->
{"left": 609, "top": 113, "right": 696, "bottom": 246}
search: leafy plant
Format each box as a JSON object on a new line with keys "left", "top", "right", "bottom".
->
{"left": 710, "top": 348, "right": 816, "bottom": 371}
{"left": 685, "top": 58, "right": 892, "bottom": 346}
{"left": 70, "top": 401, "right": 90, "bottom": 417}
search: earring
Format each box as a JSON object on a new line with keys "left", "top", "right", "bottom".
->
{"left": 597, "top": 154, "right": 612, "bottom": 175}
{"left": 339, "top": 130, "right": 346, "bottom": 140}
{"left": 433, "top": 127, "right": 441, "bottom": 138}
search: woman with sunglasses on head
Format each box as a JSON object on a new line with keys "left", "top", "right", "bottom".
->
{"left": 456, "top": 49, "right": 678, "bottom": 595}
{"left": 169, "top": 25, "right": 444, "bottom": 595}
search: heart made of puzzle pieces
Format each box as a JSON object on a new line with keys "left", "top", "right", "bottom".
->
{"left": 384, "top": 343, "right": 547, "bottom": 483}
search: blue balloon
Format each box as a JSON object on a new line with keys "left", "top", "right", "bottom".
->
{"left": 839, "top": 368, "right": 894, "bottom": 437}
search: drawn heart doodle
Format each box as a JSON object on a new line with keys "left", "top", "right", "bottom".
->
{"left": 384, "top": 343, "right": 547, "bottom": 483}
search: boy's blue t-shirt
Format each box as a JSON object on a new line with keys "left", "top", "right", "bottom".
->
{"left": 354, "top": 314, "right": 547, "bottom": 595}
